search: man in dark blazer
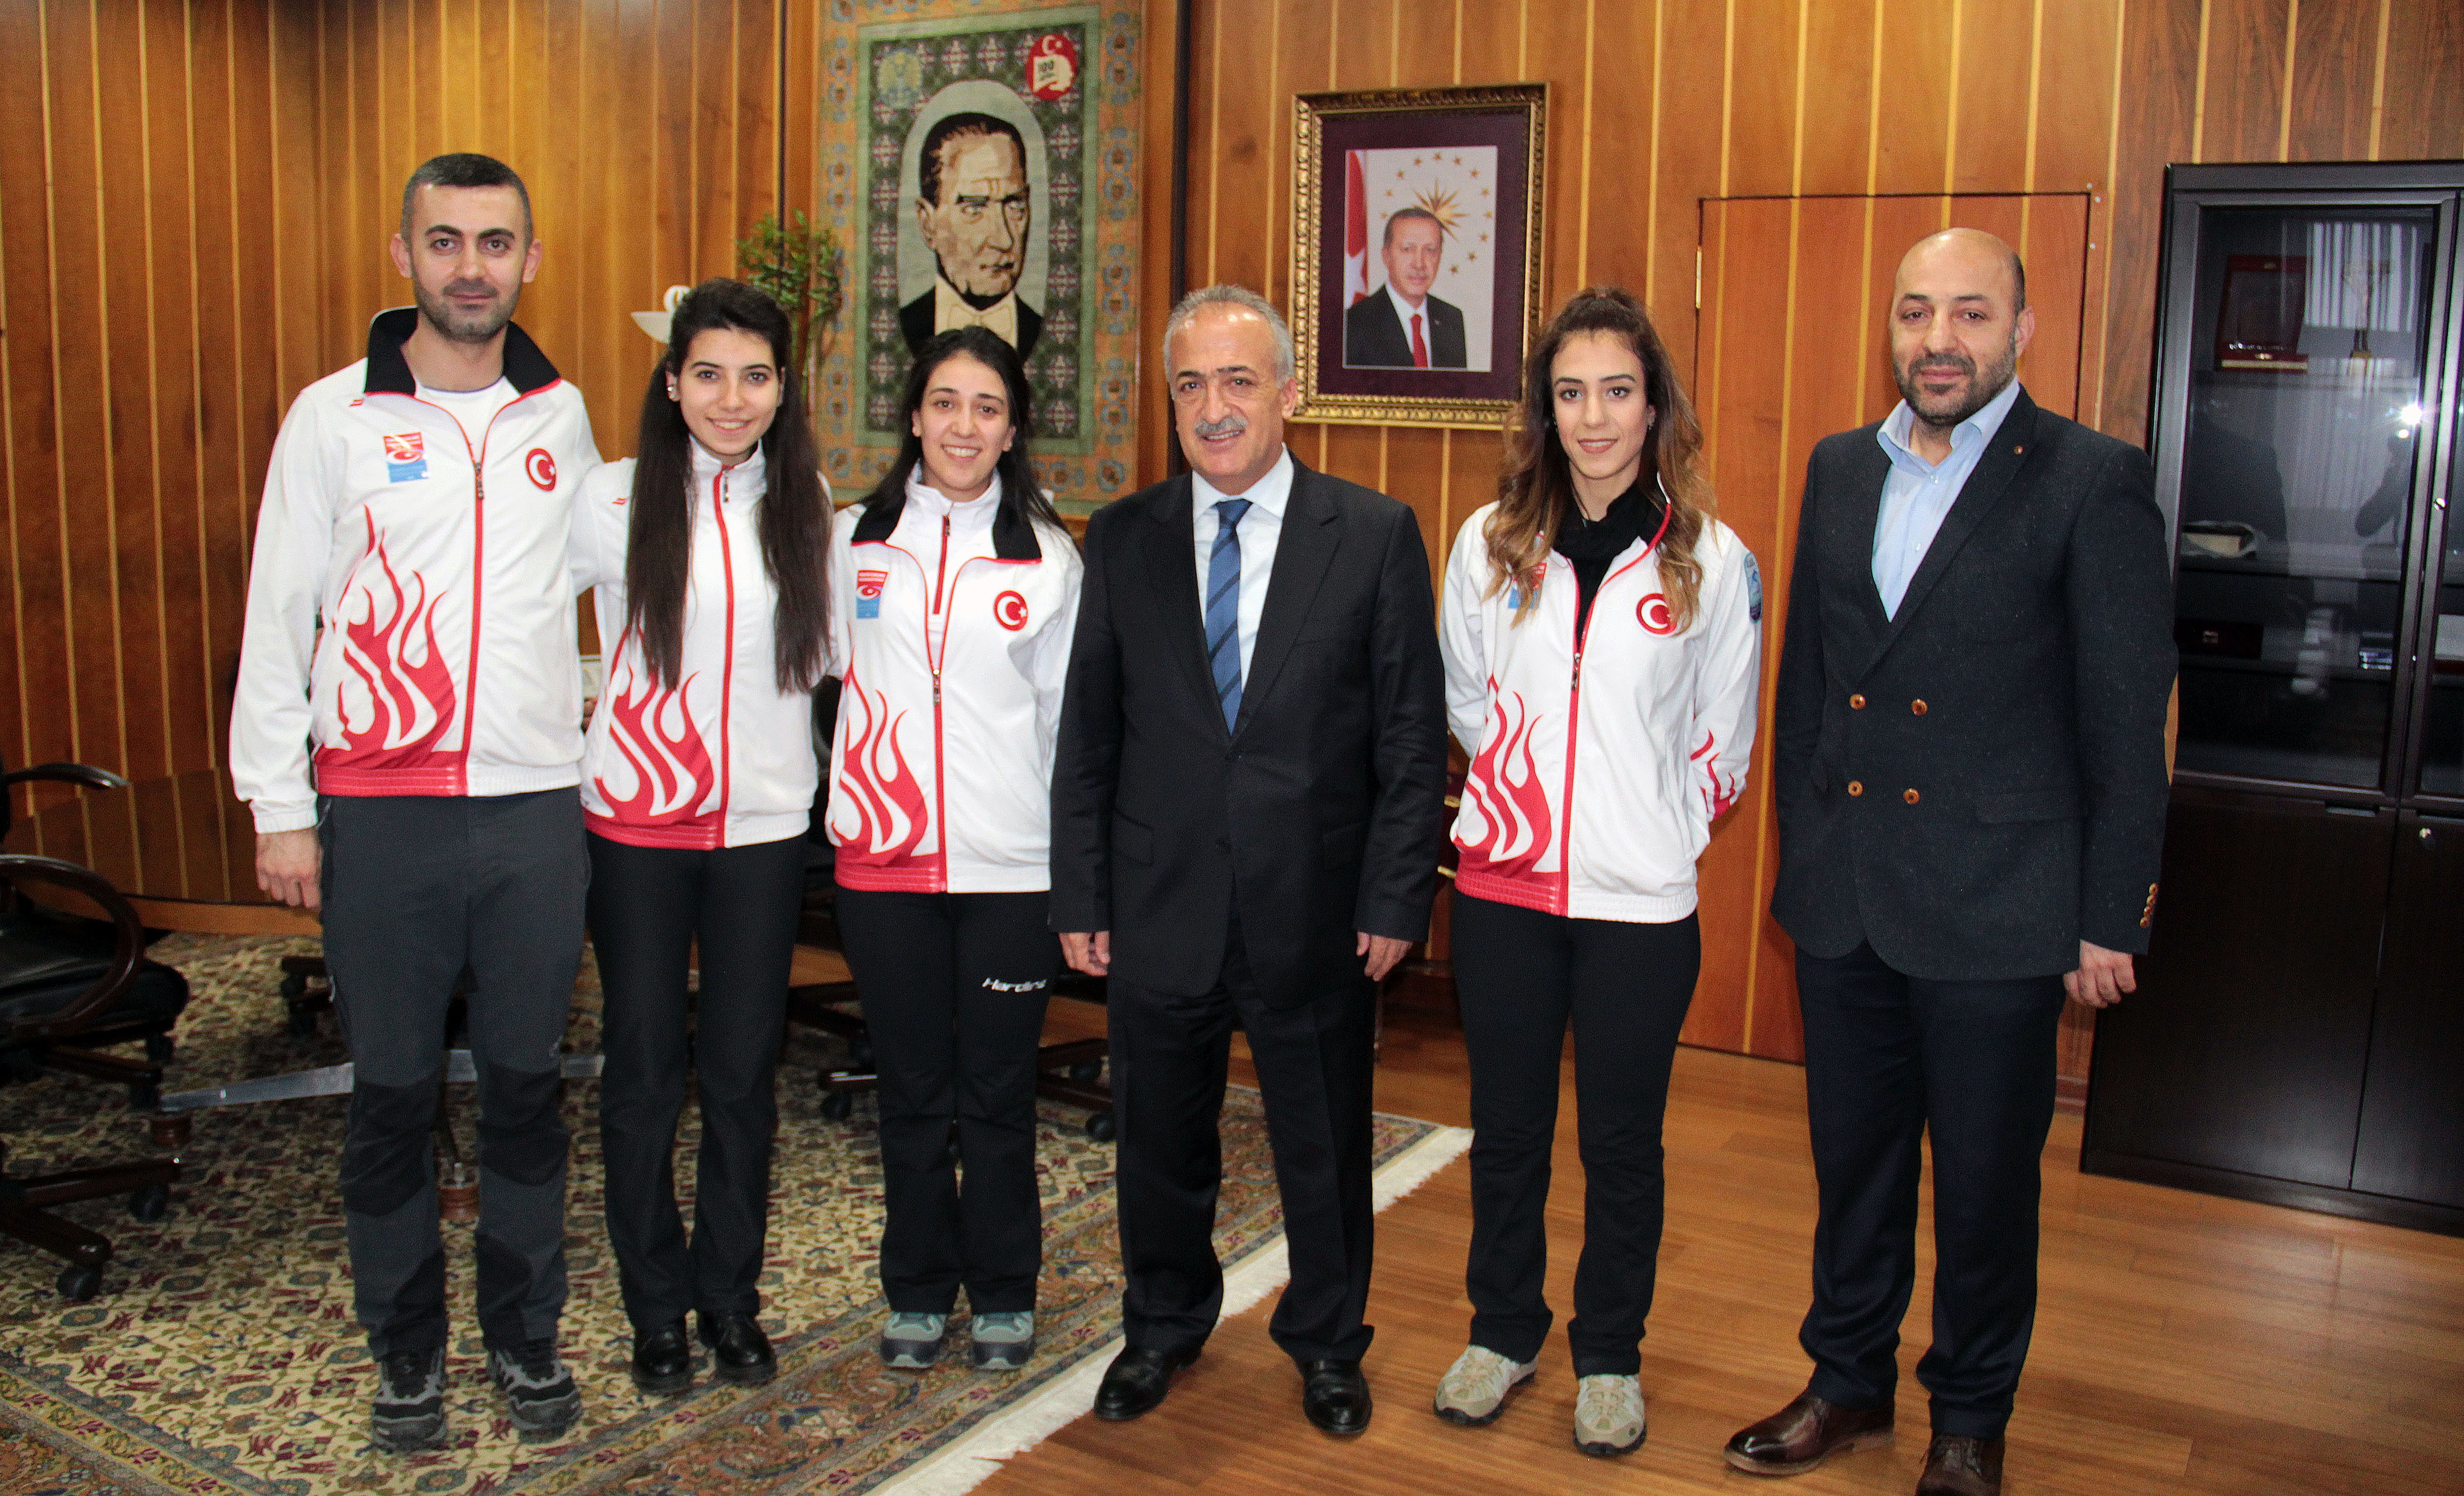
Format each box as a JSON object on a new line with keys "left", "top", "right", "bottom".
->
{"left": 1724, "top": 230, "right": 2174, "bottom": 1496}
{"left": 1343, "top": 208, "right": 1467, "bottom": 368}
{"left": 1051, "top": 284, "right": 1448, "bottom": 1436}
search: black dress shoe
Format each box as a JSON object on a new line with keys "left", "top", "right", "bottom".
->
{"left": 630, "top": 1321, "right": 693, "bottom": 1396}
{"left": 1298, "top": 1357, "right": 1372, "bottom": 1437}
{"left": 1094, "top": 1345, "right": 1199, "bottom": 1421}
{"left": 697, "top": 1310, "right": 777, "bottom": 1386}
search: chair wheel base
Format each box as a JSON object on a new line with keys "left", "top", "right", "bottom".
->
{"left": 56, "top": 1264, "right": 102, "bottom": 1302}
{"left": 1084, "top": 1111, "right": 1117, "bottom": 1142}
{"left": 820, "top": 1091, "right": 854, "bottom": 1122}
{"left": 128, "top": 1183, "right": 169, "bottom": 1222}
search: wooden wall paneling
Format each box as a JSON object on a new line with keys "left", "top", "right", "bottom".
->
{"left": 1383, "top": 426, "right": 1448, "bottom": 600}
{"left": 1391, "top": 0, "right": 1452, "bottom": 94}
{"left": 47, "top": 0, "right": 131, "bottom": 786}
{"left": 1578, "top": 1, "right": 1662, "bottom": 297}
{"left": 197, "top": 0, "right": 258, "bottom": 776}
{"left": 144, "top": 0, "right": 210, "bottom": 793}
{"left": 1135, "top": 0, "right": 1181, "bottom": 485}
{"left": 1524, "top": 0, "right": 1588, "bottom": 311}
{"left": 1183, "top": 0, "right": 1223, "bottom": 291}
{"left": 1326, "top": 0, "right": 1381, "bottom": 92}
{"left": 1794, "top": 0, "right": 1879, "bottom": 199}
{"left": 2097, "top": 0, "right": 2201, "bottom": 450}
{"left": 1265, "top": 0, "right": 1325, "bottom": 315}
{"left": 2201, "top": 0, "right": 2292, "bottom": 165}
{"left": 2287, "top": 0, "right": 2378, "bottom": 163}
{"left": 1449, "top": 0, "right": 1520, "bottom": 88}
{"left": 1950, "top": 0, "right": 2038, "bottom": 195}
{"left": 1720, "top": 0, "right": 1802, "bottom": 203}
{"left": 1206, "top": 0, "right": 1277, "bottom": 297}
{"left": 2377, "top": 0, "right": 2464, "bottom": 163}
{"left": 1318, "top": 422, "right": 1384, "bottom": 496}
{"left": 1644, "top": 0, "right": 1725, "bottom": 378}
{"left": 0, "top": 5, "right": 64, "bottom": 811}
{"left": 1869, "top": 0, "right": 1957, "bottom": 194}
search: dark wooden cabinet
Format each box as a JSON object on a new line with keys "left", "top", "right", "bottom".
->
{"left": 2083, "top": 162, "right": 2464, "bottom": 1236}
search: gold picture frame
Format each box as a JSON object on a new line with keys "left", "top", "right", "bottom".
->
{"left": 1290, "top": 83, "right": 1548, "bottom": 428}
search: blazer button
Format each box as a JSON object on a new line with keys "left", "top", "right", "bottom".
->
{"left": 1911, "top": 700, "right": 1928, "bottom": 716}
{"left": 1849, "top": 694, "right": 1867, "bottom": 710}
{"left": 1847, "top": 781, "right": 1864, "bottom": 797}
{"left": 1903, "top": 788, "right": 1921, "bottom": 804}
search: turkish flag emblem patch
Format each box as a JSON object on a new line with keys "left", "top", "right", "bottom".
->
{"left": 1637, "top": 593, "right": 1677, "bottom": 635}
{"left": 993, "top": 590, "right": 1030, "bottom": 631}
{"left": 526, "top": 448, "right": 557, "bottom": 491}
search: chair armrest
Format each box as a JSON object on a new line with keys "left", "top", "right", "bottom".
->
{"left": 4, "top": 763, "right": 130, "bottom": 794}
{"left": 0, "top": 855, "right": 144, "bottom": 1039}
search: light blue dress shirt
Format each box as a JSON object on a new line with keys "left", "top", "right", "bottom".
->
{"left": 1871, "top": 379, "right": 2023, "bottom": 618}
{"left": 1191, "top": 446, "right": 1293, "bottom": 680}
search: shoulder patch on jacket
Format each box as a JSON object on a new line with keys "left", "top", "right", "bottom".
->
{"left": 1743, "top": 550, "right": 1763, "bottom": 623}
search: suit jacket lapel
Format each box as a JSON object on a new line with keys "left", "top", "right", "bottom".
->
{"left": 1139, "top": 476, "right": 1228, "bottom": 736}
{"left": 1836, "top": 436, "right": 1894, "bottom": 645}
{"left": 1867, "top": 392, "right": 2042, "bottom": 669}
{"left": 1234, "top": 462, "right": 1340, "bottom": 736}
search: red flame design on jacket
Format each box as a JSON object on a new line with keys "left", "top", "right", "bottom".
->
{"left": 831, "top": 679, "right": 931, "bottom": 862}
{"left": 1456, "top": 684, "right": 1554, "bottom": 877}
{"left": 595, "top": 662, "right": 716, "bottom": 825}
{"left": 1693, "top": 729, "right": 1743, "bottom": 819}
{"left": 337, "top": 517, "right": 458, "bottom": 760}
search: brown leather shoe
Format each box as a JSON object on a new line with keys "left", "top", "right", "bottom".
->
{"left": 1723, "top": 1390, "right": 1895, "bottom": 1475}
{"left": 1915, "top": 1434, "right": 2004, "bottom": 1495}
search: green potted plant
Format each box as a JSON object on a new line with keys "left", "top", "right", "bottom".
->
{"left": 735, "top": 209, "right": 847, "bottom": 396}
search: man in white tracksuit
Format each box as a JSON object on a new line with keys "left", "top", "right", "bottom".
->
{"left": 231, "top": 153, "right": 600, "bottom": 1452}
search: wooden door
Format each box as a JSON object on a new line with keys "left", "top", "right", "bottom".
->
{"left": 1684, "top": 193, "right": 2092, "bottom": 1062}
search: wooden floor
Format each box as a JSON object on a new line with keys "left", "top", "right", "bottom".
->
{"left": 988, "top": 1002, "right": 2464, "bottom": 1496}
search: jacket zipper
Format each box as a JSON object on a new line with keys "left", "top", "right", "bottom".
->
{"left": 1554, "top": 498, "right": 1676, "bottom": 916}
{"left": 710, "top": 469, "right": 738, "bottom": 843}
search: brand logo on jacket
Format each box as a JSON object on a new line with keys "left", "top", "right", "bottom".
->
{"left": 1637, "top": 593, "right": 1676, "bottom": 635}
{"left": 856, "top": 568, "right": 889, "bottom": 619}
{"left": 525, "top": 448, "right": 558, "bottom": 491}
{"left": 1743, "top": 552, "right": 1763, "bottom": 622}
{"left": 993, "top": 590, "right": 1030, "bottom": 630}
{"left": 383, "top": 432, "right": 427, "bottom": 483}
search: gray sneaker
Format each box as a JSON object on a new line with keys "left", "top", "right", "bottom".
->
{"left": 879, "top": 1311, "right": 948, "bottom": 1370}
{"left": 486, "top": 1339, "right": 581, "bottom": 1443}
{"left": 970, "top": 1310, "right": 1036, "bottom": 1372}
{"left": 369, "top": 1344, "right": 447, "bottom": 1452}
{"left": 1432, "top": 1344, "right": 1537, "bottom": 1426}
{"left": 1572, "top": 1373, "right": 1646, "bottom": 1456}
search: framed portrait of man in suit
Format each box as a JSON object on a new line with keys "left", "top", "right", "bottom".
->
{"left": 1291, "top": 85, "right": 1547, "bottom": 428}
{"left": 840, "top": 4, "right": 1146, "bottom": 514}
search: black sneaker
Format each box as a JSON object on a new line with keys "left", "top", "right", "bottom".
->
{"left": 369, "top": 1344, "right": 447, "bottom": 1452}
{"left": 486, "top": 1339, "right": 581, "bottom": 1442}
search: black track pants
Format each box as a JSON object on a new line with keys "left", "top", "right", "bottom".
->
{"left": 833, "top": 889, "right": 1058, "bottom": 1315}
{"left": 1449, "top": 892, "right": 1700, "bottom": 1376}
{"left": 319, "top": 790, "right": 588, "bottom": 1359}
{"left": 587, "top": 831, "right": 806, "bottom": 1333}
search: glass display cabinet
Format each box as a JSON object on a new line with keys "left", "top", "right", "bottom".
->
{"left": 2084, "top": 162, "right": 2464, "bottom": 1234}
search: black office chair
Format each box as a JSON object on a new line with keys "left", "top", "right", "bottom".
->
{"left": 0, "top": 760, "right": 187, "bottom": 1300}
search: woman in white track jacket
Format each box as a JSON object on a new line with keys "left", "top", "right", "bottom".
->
{"left": 1430, "top": 289, "right": 1763, "bottom": 1455}
{"left": 572, "top": 280, "right": 834, "bottom": 1397}
{"left": 824, "top": 327, "right": 1083, "bottom": 1375}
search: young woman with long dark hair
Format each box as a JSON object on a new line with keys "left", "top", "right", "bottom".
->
{"left": 1430, "top": 287, "right": 1762, "bottom": 1454}
{"left": 824, "top": 327, "right": 1081, "bottom": 1375}
{"left": 570, "top": 278, "right": 832, "bottom": 1396}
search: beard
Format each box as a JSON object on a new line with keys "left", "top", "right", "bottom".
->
{"left": 413, "top": 276, "right": 519, "bottom": 345}
{"left": 1894, "top": 331, "right": 2019, "bottom": 431}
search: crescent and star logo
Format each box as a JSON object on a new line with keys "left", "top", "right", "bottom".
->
{"left": 1637, "top": 593, "right": 1677, "bottom": 635}
{"left": 993, "top": 590, "right": 1031, "bottom": 630}
{"left": 525, "top": 448, "right": 557, "bottom": 490}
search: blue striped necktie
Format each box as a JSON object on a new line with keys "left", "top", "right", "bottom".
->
{"left": 1205, "top": 497, "right": 1251, "bottom": 732}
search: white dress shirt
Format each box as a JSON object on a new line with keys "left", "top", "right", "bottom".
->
{"left": 933, "top": 277, "right": 1021, "bottom": 347}
{"left": 1871, "top": 378, "right": 2023, "bottom": 618}
{"left": 1385, "top": 282, "right": 1433, "bottom": 365}
{"left": 1190, "top": 445, "right": 1294, "bottom": 682}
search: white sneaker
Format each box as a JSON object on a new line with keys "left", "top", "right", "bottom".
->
{"left": 1431, "top": 1344, "right": 1537, "bottom": 1426}
{"left": 1572, "top": 1373, "right": 1646, "bottom": 1456}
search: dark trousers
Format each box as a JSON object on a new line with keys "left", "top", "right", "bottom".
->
{"left": 319, "top": 790, "right": 588, "bottom": 1358}
{"left": 1450, "top": 894, "right": 1699, "bottom": 1376}
{"left": 1795, "top": 941, "right": 2065, "bottom": 1440}
{"left": 587, "top": 832, "right": 806, "bottom": 1332}
{"left": 834, "top": 889, "right": 1058, "bottom": 1314}
{"left": 1108, "top": 918, "right": 1378, "bottom": 1364}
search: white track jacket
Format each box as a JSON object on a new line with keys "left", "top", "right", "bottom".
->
{"left": 825, "top": 472, "right": 1082, "bottom": 893}
{"left": 232, "top": 311, "right": 599, "bottom": 832}
{"left": 572, "top": 445, "right": 829, "bottom": 850}
{"left": 1440, "top": 498, "right": 1763, "bottom": 922}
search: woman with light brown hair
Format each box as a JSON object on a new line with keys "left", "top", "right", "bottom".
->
{"left": 1430, "top": 286, "right": 1763, "bottom": 1455}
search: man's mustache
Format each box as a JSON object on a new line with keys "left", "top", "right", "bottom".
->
{"left": 441, "top": 280, "right": 497, "bottom": 300}
{"left": 1194, "top": 414, "right": 1246, "bottom": 439}
{"left": 1907, "top": 353, "right": 1975, "bottom": 377}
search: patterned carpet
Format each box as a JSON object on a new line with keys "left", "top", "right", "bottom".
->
{"left": 0, "top": 933, "right": 1461, "bottom": 1496}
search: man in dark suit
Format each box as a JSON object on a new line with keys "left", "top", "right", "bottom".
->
{"left": 1724, "top": 229, "right": 2174, "bottom": 1496}
{"left": 1051, "top": 284, "right": 1448, "bottom": 1436}
{"left": 1343, "top": 208, "right": 1467, "bottom": 368}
